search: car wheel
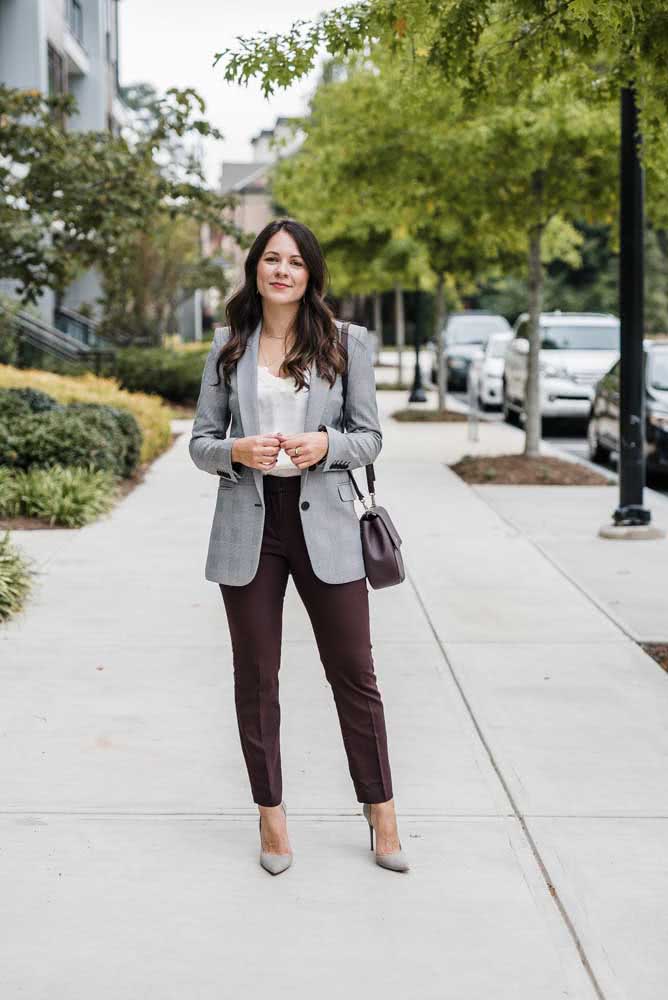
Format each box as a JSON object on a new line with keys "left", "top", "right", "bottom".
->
{"left": 587, "top": 419, "right": 610, "bottom": 464}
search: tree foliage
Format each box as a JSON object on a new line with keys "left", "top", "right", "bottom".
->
{"left": 0, "top": 85, "right": 242, "bottom": 306}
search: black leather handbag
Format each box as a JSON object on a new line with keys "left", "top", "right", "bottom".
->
{"left": 339, "top": 322, "right": 406, "bottom": 590}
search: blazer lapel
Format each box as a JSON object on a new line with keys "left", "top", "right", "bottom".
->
{"left": 236, "top": 318, "right": 331, "bottom": 499}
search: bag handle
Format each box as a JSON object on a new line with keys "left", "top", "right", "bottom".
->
{"left": 340, "top": 322, "right": 376, "bottom": 504}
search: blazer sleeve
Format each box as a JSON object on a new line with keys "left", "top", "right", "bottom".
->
{"left": 188, "top": 327, "right": 245, "bottom": 482}
{"left": 315, "top": 326, "right": 382, "bottom": 473}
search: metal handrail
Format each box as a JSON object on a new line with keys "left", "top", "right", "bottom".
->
{"left": 1, "top": 304, "right": 115, "bottom": 373}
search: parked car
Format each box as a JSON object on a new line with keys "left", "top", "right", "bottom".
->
{"left": 503, "top": 311, "right": 620, "bottom": 424}
{"left": 587, "top": 338, "right": 668, "bottom": 474}
{"left": 430, "top": 311, "right": 512, "bottom": 390}
{"left": 466, "top": 332, "right": 512, "bottom": 410}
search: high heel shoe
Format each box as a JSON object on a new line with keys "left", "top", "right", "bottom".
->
{"left": 258, "top": 799, "right": 293, "bottom": 875}
{"left": 362, "top": 802, "right": 410, "bottom": 872}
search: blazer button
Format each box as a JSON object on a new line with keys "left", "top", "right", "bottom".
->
{"left": 301, "top": 501, "right": 310, "bottom": 510}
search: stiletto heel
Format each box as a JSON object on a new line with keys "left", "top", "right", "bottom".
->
{"left": 362, "top": 802, "right": 410, "bottom": 872}
{"left": 258, "top": 799, "right": 293, "bottom": 875}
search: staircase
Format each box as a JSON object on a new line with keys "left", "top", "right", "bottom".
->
{"left": 2, "top": 304, "right": 115, "bottom": 373}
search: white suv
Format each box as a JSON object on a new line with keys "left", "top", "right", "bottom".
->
{"left": 503, "top": 311, "right": 620, "bottom": 424}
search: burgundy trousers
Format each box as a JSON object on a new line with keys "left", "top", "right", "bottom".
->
{"left": 219, "top": 472, "right": 394, "bottom": 807}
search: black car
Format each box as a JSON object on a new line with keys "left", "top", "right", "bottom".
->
{"left": 587, "top": 339, "right": 668, "bottom": 475}
{"left": 430, "top": 311, "right": 511, "bottom": 390}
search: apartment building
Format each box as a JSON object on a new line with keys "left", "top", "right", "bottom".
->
{"left": 0, "top": 0, "right": 124, "bottom": 332}
{"left": 0, "top": 0, "right": 123, "bottom": 133}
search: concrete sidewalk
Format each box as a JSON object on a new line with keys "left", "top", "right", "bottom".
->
{"left": 1, "top": 387, "right": 667, "bottom": 999}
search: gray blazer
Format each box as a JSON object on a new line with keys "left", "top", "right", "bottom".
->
{"left": 189, "top": 318, "right": 382, "bottom": 586}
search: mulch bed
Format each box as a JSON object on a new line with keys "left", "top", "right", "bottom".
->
{"left": 391, "top": 407, "right": 468, "bottom": 422}
{"left": 450, "top": 453, "right": 613, "bottom": 486}
{"left": 640, "top": 643, "right": 668, "bottom": 674}
{"left": 0, "top": 431, "right": 182, "bottom": 531}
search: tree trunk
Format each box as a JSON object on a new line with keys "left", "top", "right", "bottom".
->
{"left": 394, "top": 283, "right": 405, "bottom": 386}
{"left": 373, "top": 291, "right": 382, "bottom": 344}
{"left": 524, "top": 223, "right": 544, "bottom": 457}
{"left": 433, "top": 273, "right": 447, "bottom": 411}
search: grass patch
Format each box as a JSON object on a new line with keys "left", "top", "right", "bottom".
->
{"left": 391, "top": 407, "right": 468, "bottom": 422}
{"left": 450, "top": 453, "right": 613, "bottom": 485}
{"left": 0, "top": 466, "right": 119, "bottom": 528}
{"left": 0, "top": 531, "right": 32, "bottom": 622}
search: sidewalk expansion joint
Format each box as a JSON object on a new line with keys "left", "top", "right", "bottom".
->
{"left": 404, "top": 561, "right": 608, "bottom": 1000}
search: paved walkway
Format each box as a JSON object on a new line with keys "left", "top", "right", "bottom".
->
{"left": 1, "top": 387, "right": 667, "bottom": 999}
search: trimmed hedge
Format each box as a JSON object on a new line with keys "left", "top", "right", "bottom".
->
{"left": 0, "top": 531, "right": 32, "bottom": 622}
{"left": 6, "top": 387, "right": 60, "bottom": 413}
{"left": 0, "top": 365, "right": 172, "bottom": 463}
{"left": 108, "top": 346, "right": 210, "bottom": 405}
{"left": 64, "top": 403, "right": 142, "bottom": 478}
{"left": 1, "top": 408, "right": 122, "bottom": 475}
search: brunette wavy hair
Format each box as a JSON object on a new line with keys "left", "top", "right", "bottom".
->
{"left": 213, "top": 218, "right": 347, "bottom": 392}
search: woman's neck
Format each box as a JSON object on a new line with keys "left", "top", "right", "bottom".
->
{"left": 261, "top": 301, "right": 299, "bottom": 341}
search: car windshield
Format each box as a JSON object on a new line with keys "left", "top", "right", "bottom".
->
{"left": 540, "top": 323, "right": 619, "bottom": 350}
{"left": 649, "top": 349, "right": 668, "bottom": 390}
{"left": 448, "top": 316, "right": 509, "bottom": 345}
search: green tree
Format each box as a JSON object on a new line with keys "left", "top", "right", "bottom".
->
{"left": 99, "top": 214, "right": 229, "bottom": 345}
{"left": 0, "top": 85, "right": 242, "bottom": 310}
{"left": 215, "top": 3, "right": 632, "bottom": 452}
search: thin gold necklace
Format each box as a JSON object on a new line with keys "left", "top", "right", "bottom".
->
{"left": 259, "top": 340, "right": 287, "bottom": 375}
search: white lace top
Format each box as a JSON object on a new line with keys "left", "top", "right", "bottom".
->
{"left": 256, "top": 364, "right": 310, "bottom": 477}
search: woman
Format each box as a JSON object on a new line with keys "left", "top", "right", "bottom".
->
{"left": 189, "top": 218, "right": 409, "bottom": 876}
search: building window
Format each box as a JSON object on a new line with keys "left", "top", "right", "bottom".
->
{"left": 66, "top": 0, "right": 84, "bottom": 44}
{"left": 48, "top": 43, "right": 66, "bottom": 97}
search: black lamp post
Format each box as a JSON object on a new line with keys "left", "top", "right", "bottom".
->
{"left": 613, "top": 85, "right": 651, "bottom": 526}
{"left": 408, "top": 286, "right": 427, "bottom": 403}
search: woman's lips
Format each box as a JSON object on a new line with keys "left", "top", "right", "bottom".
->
{"left": 270, "top": 282, "right": 290, "bottom": 289}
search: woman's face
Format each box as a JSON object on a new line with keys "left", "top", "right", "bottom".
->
{"left": 256, "top": 230, "right": 309, "bottom": 307}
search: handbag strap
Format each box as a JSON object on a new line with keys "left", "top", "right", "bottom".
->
{"left": 339, "top": 322, "right": 376, "bottom": 502}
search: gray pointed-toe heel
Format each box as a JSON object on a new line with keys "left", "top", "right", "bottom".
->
{"left": 259, "top": 800, "right": 293, "bottom": 875}
{"left": 362, "top": 802, "right": 410, "bottom": 872}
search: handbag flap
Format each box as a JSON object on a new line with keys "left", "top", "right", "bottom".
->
{"left": 361, "top": 505, "right": 402, "bottom": 548}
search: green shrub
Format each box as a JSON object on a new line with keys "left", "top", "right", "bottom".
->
{"left": 0, "top": 530, "right": 32, "bottom": 622}
{"left": 109, "top": 346, "right": 209, "bottom": 404}
{"left": 0, "top": 389, "right": 32, "bottom": 422}
{"left": 0, "top": 363, "right": 171, "bottom": 463}
{"left": 64, "top": 402, "right": 142, "bottom": 477}
{"left": 1, "top": 409, "right": 121, "bottom": 475}
{"left": 0, "top": 466, "right": 118, "bottom": 527}
{"left": 8, "top": 387, "right": 60, "bottom": 413}
{"left": 111, "top": 407, "right": 143, "bottom": 476}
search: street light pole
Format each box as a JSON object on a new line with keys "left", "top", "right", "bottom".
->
{"left": 613, "top": 85, "right": 651, "bottom": 526}
{"left": 409, "top": 286, "right": 427, "bottom": 403}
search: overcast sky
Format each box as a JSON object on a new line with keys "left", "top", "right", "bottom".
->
{"left": 119, "top": 0, "right": 341, "bottom": 186}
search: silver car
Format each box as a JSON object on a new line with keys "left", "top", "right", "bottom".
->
{"left": 467, "top": 332, "right": 513, "bottom": 410}
{"left": 430, "top": 311, "right": 512, "bottom": 390}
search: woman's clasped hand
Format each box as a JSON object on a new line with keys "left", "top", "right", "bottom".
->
{"left": 231, "top": 431, "right": 328, "bottom": 471}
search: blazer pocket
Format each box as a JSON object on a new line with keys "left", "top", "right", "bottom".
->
{"left": 337, "top": 483, "right": 356, "bottom": 503}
